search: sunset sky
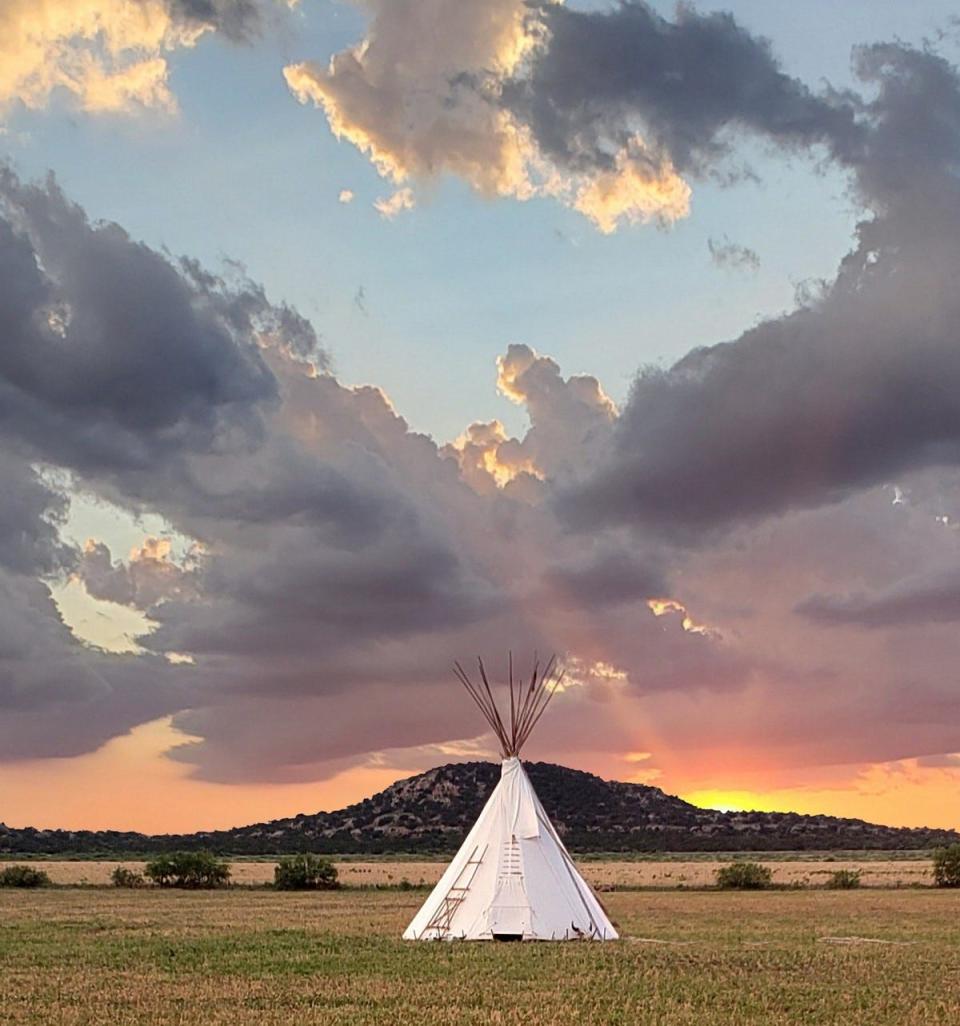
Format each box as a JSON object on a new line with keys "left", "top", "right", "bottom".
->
{"left": 2, "top": 0, "right": 960, "bottom": 834}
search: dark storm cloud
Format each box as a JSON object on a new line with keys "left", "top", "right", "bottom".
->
{"left": 0, "top": 169, "right": 281, "bottom": 480}
{"left": 559, "top": 43, "right": 960, "bottom": 537}
{"left": 0, "top": 170, "right": 267, "bottom": 760}
{"left": 165, "top": 0, "right": 271, "bottom": 42}
{"left": 78, "top": 539, "right": 199, "bottom": 611}
{"left": 541, "top": 546, "right": 666, "bottom": 608}
{"left": 0, "top": 568, "right": 184, "bottom": 754}
{"left": 797, "top": 571, "right": 960, "bottom": 628}
{"left": 146, "top": 522, "right": 499, "bottom": 664}
{"left": 503, "top": 1, "right": 862, "bottom": 179}
{"left": 844, "top": 43, "right": 960, "bottom": 208}
{"left": 0, "top": 454, "right": 73, "bottom": 576}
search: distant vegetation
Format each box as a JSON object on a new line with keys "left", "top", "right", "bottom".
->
{"left": 274, "top": 854, "right": 339, "bottom": 890}
{"left": 826, "top": 868, "right": 862, "bottom": 889}
{"left": 0, "top": 864, "right": 50, "bottom": 888}
{"left": 144, "top": 852, "right": 230, "bottom": 888}
{"left": 715, "top": 862, "right": 773, "bottom": 889}
{"left": 3, "top": 762, "right": 959, "bottom": 856}
{"left": 932, "top": 844, "right": 960, "bottom": 887}
{"left": 111, "top": 866, "right": 146, "bottom": 888}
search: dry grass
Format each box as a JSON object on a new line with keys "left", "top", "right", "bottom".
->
{"left": 1, "top": 888, "right": 958, "bottom": 1025}
{"left": 29, "top": 856, "right": 934, "bottom": 888}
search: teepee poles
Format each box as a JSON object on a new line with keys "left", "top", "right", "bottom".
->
{"left": 453, "top": 661, "right": 509, "bottom": 754}
{"left": 454, "top": 653, "right": 564, "bottom": 758}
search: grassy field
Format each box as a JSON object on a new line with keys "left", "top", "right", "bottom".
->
{"left": 24, "top": 855, "right": 936, "bottom": 888}
{"left": 2, "top": 888, "right": 958, "bottom": 1025}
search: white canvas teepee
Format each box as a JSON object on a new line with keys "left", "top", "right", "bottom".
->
{"left": 403, "top": 656, "right": 618, "bottom": 942}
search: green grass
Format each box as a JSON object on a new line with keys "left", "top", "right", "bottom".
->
{"left": 1, "top": 889, "right": 958, "bottom": 1025}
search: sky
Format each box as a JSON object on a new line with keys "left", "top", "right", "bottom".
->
{"left": 2, "top": 0, "right": 960, "bottom": 834}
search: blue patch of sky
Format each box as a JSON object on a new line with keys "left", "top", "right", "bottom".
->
{"left": 2, "top": 0, "right": 957, "bottom": 448}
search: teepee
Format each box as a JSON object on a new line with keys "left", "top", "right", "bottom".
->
{"left": 403, "top": 655, "right": 618, "bottom": 942}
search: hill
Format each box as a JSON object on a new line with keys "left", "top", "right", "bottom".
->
{"left": 2, "top": 761, "right": 958, "bottom": 855}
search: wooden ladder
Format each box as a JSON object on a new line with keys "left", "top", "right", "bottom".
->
{"left": 422, "top": 844, "right": 487, "bottom": 937}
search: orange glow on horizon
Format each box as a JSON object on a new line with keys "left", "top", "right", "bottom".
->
{"left": 682, "top": 789, "right": 784, "bottom": 814}
{"left": 0, "top": 719, "right": 410, "bottom": 834}
{"left": 3, "top": 720, "right": 959, "bottom": 835}
{"left": 679, "top": 762, "right": 960, "bottom": 831}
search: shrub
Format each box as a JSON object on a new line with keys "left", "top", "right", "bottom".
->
{"left": 144, "top": 851, "right": 230, "bottom": 889}
{"left": 274, "top": 854, "right": 339, "bottom": 891}
{"left": 715, "top": 862, "right": 772, "bottom": 890}
{"left": 0, "top": 865, "right": 51, "bottom": 888}
{"left": 826, "top": 869, "right": 862, "bottom": 890}
{"left": 933, "top": 845, "right": 960, "bottom": 888}
{"left": 111, "top": 866, "right": 145, "bottom": 888}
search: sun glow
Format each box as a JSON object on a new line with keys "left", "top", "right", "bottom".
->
{"left": 682, "top": 789, "right": 782, "bottom": 814}
{"left": 647, "top": 598, "right": 719, "bottom": 637}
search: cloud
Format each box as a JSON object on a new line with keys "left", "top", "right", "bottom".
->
{"left": 0, "top": 170, "right": 750, "bottom": 781}
{"left": 167, "top": 0, "right": 277, "bottom": 42}
{"left": 797, "top": 570, "right": 960, "bottom": 628}
{"left": 495, "top": 343, "right": 617, "bottom": 480}
{"left": 503, "top": 3, "right": 860, "bottom": 180}
{"left": 0, "top": 454, "right": 73, "bottom": 576}
{"left": 283, "top": 0, "right": 693, "bottom": 231}
{"left": 0, "top": 168, "right": 312, "bottom": 494}
{"left": 338, "top": 188, "right": 355, "bottom": 204}
{"left": 285, "top": 0, "right": 860, "bottom": 232}
{"left": 8, "top": 37, "right": 960, "bottom": 796}
{"left": 708, "top": 236, "right": 760, "bottom": 272}
{"left": 441, "top": 345, "right": 617, "bottom": 496}
{"left": 0, "top": 567, "right": 184, "bottom": 759}
{"left": 283, "top": 0, "right": 537, "bottom": 192}
{"left": 540, "top": 546, "right": 666, "bottom": 609}
{"left": 78, "top": 537, "right": 199, "bottom": 611}
{"left": 0, "top": 176, "right": 536, "bottom": 777}
{"left": 373, "top": 187, "right": 415, "bottom": 220}
{"left": 442, "top": 420, "right": 542, "bottom": 495}
{"left": 0, "top": 0, "right": 291, "bottom": 116}
{"left": 916, "top": 752, "right": 960, "bottom": 769}
{"left": 560, "top": 44, "right": 960, "bottom": 537}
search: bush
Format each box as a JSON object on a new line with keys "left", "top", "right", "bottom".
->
{"left": 111, "top": 866, "right": 145, "bottom": 888}
{"left": 144, "top": 851, "right": 230, "bottom": 889}
{"left": 274, "top": 854, "right": 339, "bottom": 891}
{"left": 715, "top": 862, "right": 773, "bottom": 890}
{"left": 933, "top": 845, "right": 960, "bottom": 888}
{"left": 0, "top": 865, "right": 51, "bottom": 888}
{"left": 826, "top": 869, "right": 862, "bottom": 890}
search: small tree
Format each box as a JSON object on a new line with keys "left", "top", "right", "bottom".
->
{"left": 111, "top": 866, "right": 145, "bottom": 888}
{"left": 0, "top": 865, "right": 51, "bottom": 888}
{"left": 826, "top": 869, "right": 862, "bottom": 890}
{"left": 933, "top": 845, "right": 960, "bottom": 888}
{"left": 145, "top": 851, "right": 230, "bottom": 888}
{"left": 715, "top": 862, "right": 772, "bottom": 890}
{"left": 274, "top": 854, "right": 339, "bottom": 891}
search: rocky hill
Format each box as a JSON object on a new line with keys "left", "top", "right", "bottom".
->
{"left": 3, "top": 761, "right": 958, "bottom": 855}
